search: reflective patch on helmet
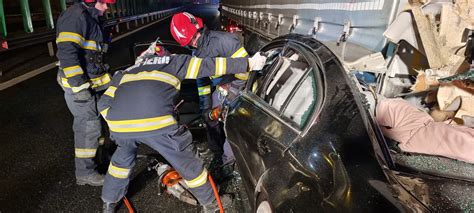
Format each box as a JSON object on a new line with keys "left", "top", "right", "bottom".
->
{"left": 173, "top": 25, "right": 187, "bottom": 39}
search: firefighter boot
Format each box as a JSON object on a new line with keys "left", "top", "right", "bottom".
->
{"left": 202, "top": 194, "right": 232, "bottom": 213}
{"left": 76, "top": 172, "right": 105, "bottom": 186}
{"left": 103, "top": 202, "right": 118, "bottom": 213}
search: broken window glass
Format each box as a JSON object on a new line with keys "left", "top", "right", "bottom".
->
{"left": 264, "top": 57, "right": 309, "bottom": 111}
{"left": 283, "top": 71, "right": 317, "bottom": 127}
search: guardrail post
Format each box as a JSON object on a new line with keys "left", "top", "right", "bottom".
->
{"left": 115, "top": 0, "right": 124, "bottom": 17}
{"left": 136, "top": 0, "right": 140, "bottom": 14}
{"left": 42, "top": 0, "right": 54, "bottom": 29}
{"left": 146, "top": 0, "right": 150, "bottom": 13}
{"left": 20, "top": 0, "right": 34, "bottom": 33}
{"left": 121, "top": 0, "right": 127, "bottom": 16}
{"left": 132, "top": 0, "right": 136, "bottom": 16}
{"left": 60, "top": 0, "right": 66, "bottom": 12}
{"left": 139, "top": 0, "right": 143, "bottom": 14}
{"left": 0, "top": 0, "right": 6, "bottom": 38}
{"left": 109, "top": 3, "right": 116, "bottom": 18}
{"left": 114, "top": 0, "right": 120, "bottom": 17}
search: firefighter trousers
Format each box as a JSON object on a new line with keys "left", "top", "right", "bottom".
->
{"left": 204, "top": 119, "right": 226, "bottom": 154}
{"left": 64, "top": 91, "right": 102, "bottom": 177}
{"left": 210, "top": 90, "right": 235, "bottom": 164}
{"left": 101, "top": 126, "right": 215, "bottom": 205}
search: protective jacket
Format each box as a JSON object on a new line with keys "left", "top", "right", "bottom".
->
{"left": 56, "top": 3, "right": 111, "bottom": 93}
{"left": 194, "top": 30, "right": 249, "bottom": 111}
{"left": 98, "top": 55, "right": 248, "bottom": 138}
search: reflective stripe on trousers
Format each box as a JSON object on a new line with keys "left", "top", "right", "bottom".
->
{"left": 102, "top": 127, "right": 214, "bottom": 205}
{"left": 64, "top": 90, "right": 102, "bottom": 177}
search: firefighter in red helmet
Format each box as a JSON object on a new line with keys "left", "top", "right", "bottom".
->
{"left": 170, "top": 12, "right": 249, "bottom": 178}
{"left": 56, "top": 0, "right": 115, "bottom": 186}
{"left": 170, "top": 12, "right": 204, "bottom": 47}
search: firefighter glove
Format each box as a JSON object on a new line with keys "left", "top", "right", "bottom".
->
{"left": 248, "top": 52, "right": 267, "bottom": 71}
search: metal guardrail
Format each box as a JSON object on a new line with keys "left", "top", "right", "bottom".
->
{"left": 0, "top": 0, "right": 180, "bottom": 40}
{"left": 1, "top": 6, "right": 181, "bottom": 52}
{"left": 104, "top": 8, "right": 180, "bottom": 27}
{"left": 19, "top": 0, "right": 33, "bottom": 33}
{"left": 43, "top": 0, "right": 54, "bottom": 30}
{"left": 0, "top": 0, "right": 6, "bottom": 38}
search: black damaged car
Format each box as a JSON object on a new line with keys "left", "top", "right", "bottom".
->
{"left": 224, "top": 34, "right": 474, "bottom": 212}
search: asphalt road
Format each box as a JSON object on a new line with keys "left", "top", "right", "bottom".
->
{"left": 0, "top": 4, "right": 246, "bottom": 212}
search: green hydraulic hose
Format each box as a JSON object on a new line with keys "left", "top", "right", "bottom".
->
{"left": 42, "top": 0, "right": 54, "bottom": 29}
{"left": 0, "top": 0, "right": 6, "bottom": 38}
{"left": 20, "top": 0, "right": 34, "bottom": 33}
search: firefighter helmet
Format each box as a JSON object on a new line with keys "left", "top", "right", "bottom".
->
{"left": 170, "top": 12, "right": 204, "bottom": 46}
{"left": 84, "top": 0, "right": 116, "bottom": 3}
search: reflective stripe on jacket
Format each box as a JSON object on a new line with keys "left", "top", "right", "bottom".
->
{"left": 98, "top": 55, "right": 248, "bottom": 138}
{"left": 56, "top": 3, "right": 110, "bottom": 93}
{"left": 194, "top": 30, "right": 249, "bottom": 111}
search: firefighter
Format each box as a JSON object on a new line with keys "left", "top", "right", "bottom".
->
{"left": 98, "top": 51, "right": 267, "bottom": 212}
{"left": 170, "top": 12, "right": 249, "bottom": 169}
{"left": 55, "top": 0, "right": 115, "bottom": 186}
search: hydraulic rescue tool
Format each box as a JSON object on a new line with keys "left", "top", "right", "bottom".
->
{"left": 147, "top": 159, "right": 198, "bottom": 206}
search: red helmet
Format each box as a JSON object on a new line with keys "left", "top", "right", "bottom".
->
{"left": 170, "top": 12, "right": 204, "bottom": 46}
{"left": 84, "top": 0, "right": 116, "bottom": 3}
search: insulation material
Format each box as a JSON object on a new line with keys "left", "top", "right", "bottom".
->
{"left": 392, "top": 1, "right": 474, "bottom": 126}
{"left": 452, "top": 0, "right": 474, "bottom": 26}
{"left": 438, "top": 4, "right": 471, "bottom": 69}
{"left": 408, "top": 1, "right": 446, "bottom": 68}
{"left": 391, "top": 1, "right": 473, "bottom": 76}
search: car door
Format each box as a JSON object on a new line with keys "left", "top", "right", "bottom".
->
{"left": 225, "top": 40, "right": 322, "bottom": 197}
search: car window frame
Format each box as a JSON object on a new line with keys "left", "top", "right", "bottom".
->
{"left": 244, "top": 41, "right": 323, "bottom": 133}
